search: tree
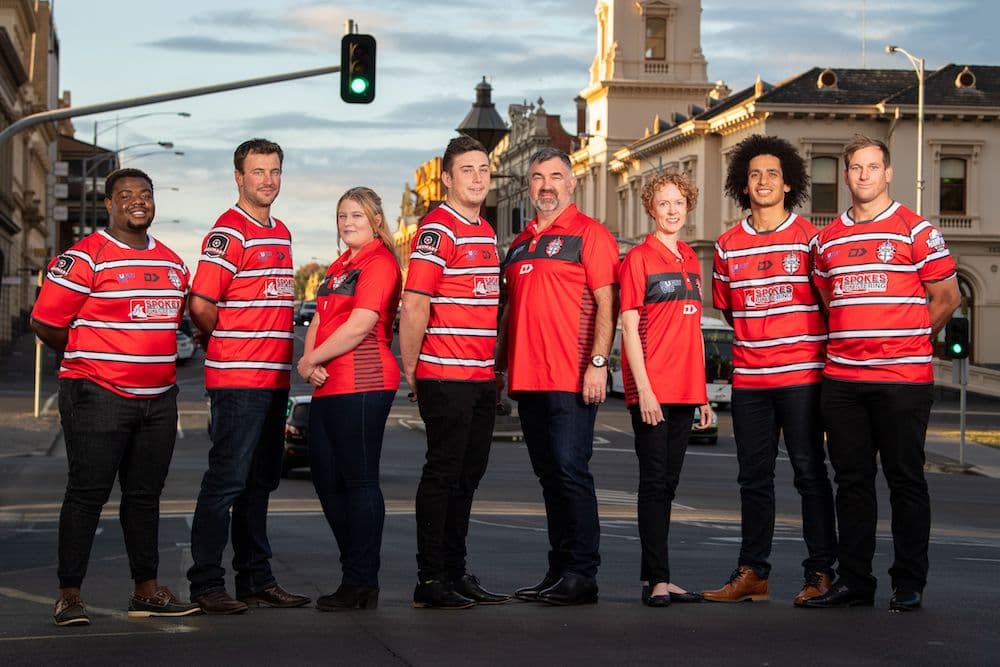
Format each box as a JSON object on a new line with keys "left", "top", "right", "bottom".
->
{"left": 294, "top": 262, "right": 325, "bottom": 301}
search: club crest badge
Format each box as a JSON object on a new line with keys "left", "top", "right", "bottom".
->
{"left": 415, "top": 230, "right": 441, "bottom": 255}
{"left": 782, "top": 253, "right": 801, "bottom": 274}
{"left": 545, "top": 237, "right": 564, "bottom": 257}
{"left": 204, "top": 234, "right": 230, "bottom": 258}
{"left": 331, "top": 274, "right": 347, "bottom": 291}
{"left": 49, "top": 254, "right": 75, "bottom": 278}
{"left": 876, "top": 240, "right": 896, "bottom": 263}
{"left": 167, "top": 269, "right": 182, "bottom": 289}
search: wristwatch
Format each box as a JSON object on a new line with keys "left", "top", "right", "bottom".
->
{"left": 590, "top": 355, "right": 608, "bottom": 368}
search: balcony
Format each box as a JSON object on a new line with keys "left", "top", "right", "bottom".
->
{"left": 809, "top": 213, "right": 838, "bottom": 228}
{"left": 931, "top": 214, "right": 980, "bottom": 236}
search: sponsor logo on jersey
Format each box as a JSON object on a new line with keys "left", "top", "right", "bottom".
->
{"left": 782, "top": 253, "right": 801, "bottom": 274}
{"left": 519, "top": 263, "right": 533, "bottom": 275}
{"left": 129, "top": 298, "right": 182, "bottom": 320}
{"left": 683, "top": 303, "right": 698, "bottom": 315}
{"left": 832, "top": 272, "right": 889, "bottom": 296}
{"left": 508, "top": 245, "right": 526, "bottom": 260}
{"left": 848, "top": 247, "right": 867, "bottom": 258}
{"left": 415, "top": 230, "right": 441, "bottom": 255}
{"left": 116, "top": 272, "right": 136, "bottom": 283}
{"left": 545, "top": 238, "right": 565, "bottom": 257}
{"left": 757, "top": 259, "right": 773, "bottom": 271}
{"left": 482, "top": 250, "right": 493, "bottom": 260}
{"left": 876, "top": 240, "right": 896, "bottom": 263}
{"left": 258, "top": 251, "right": 272, "bottom": 260}
{"left": 277, "top": 251, "right": 287, "bottom": 261}
{"left": 50, "top": 255, "right": 75, "bottom": 278}
{"left": 731, "top": 261, "right": 748, "bottom": 274}
{"left": 744, "top": 284, "right": 794, "bottom": 308}
{"left": 167, "top": 269, "right": 182, "bottom": 289}
{"left": 926, "top": 228, "right": 946, "bottom": 250}
{"left": 144, "top": 272, "right": 160, "bottom": 283}
{"left": 264, "top": 276, "right": 295, "bottom": 297}
{"left": 473, "top": 275, "right": 500, "bottom": 296}
{"left": 658, "top": 279, "right": 680, "bottom": 294}
{"left": 204, "top": 234, "right": 230, "bottom": 258}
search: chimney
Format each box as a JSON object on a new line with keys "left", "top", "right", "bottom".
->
{"left": 574, "top": 95, "right": 587, "bottom": 137}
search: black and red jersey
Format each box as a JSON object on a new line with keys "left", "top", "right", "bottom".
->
{"left": 191, "top": 206, "right": 294, "bottom": 390}
{"left": 32, "top": 230, "right": 189, "bottom": 398}
{"left": 814, "top": 201, "right": 956, "bottom": 384}
{"left": 313, "top": 239, "right": 401, "bottom": 397}
{"left": 713, "top": 213, "right": 826, "bottom": 389}
{"left": 620, "top": 235, "right": 707, "bottom": 405}
{"left": 404, "top": 203, "right": 499, "bottom": 382}
{"left": 503, "top": 204, "right": 619, "bottom": 393}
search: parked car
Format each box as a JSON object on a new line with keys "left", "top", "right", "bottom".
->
{"left": 295, "top": 301, "right": 317, "bottom": 327}
{"left": 689, "top": 405, "right": 719, "bottom": 445}
{"left": 281, "top": 395, "right": 312, "bottom": 476}
{"left": 176, "top": 331, "right": 195, "bottom": 364}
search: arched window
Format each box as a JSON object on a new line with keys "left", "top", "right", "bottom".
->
{"left": 645, "top": 17, "right": 666, "bottom": 60}
{"left": 810, "top": 156, "right": 838, "bottom": 213}
{"left": 940, "top": 157, "right": 966, "bottom": 214}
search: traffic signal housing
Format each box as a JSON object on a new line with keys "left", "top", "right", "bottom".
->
{"left": 341, "top": 33, "right": 376, "bottom": 104}
{"left": 944, "top": 316, "right": 970, "bottom": 360}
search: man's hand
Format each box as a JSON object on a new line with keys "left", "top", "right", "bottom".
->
{"left": 582, "top": 365, "right": 607, "bottom": 405}
{"left": 405, "top": 371, "right": 417, "bottom": 402}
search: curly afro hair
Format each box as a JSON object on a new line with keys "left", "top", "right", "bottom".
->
{"left": 724, "top": 135, "right": 810, "bottom": 211}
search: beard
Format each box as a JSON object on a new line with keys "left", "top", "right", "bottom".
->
{"left": 125, "top": 218, "right": 153, "bottom": 232}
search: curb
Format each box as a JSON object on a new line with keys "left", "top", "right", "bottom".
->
{"left": 398, "top": 417, "right": 524, "bottom": 442}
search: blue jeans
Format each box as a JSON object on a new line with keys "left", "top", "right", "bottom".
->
{"left": 57, "top": 379, "right": 178, "bottom": 588}
{"left": 821, "top": 378, "right": 933, "bottom": 594}
{"left": 309, "top": 390, "right": 394, "bottom": 588}
{"left": 732, "top": 383, "right": 837, "bottom": 579}
{"left": 517, "top": 391, "right": 600, "bottom": 580}
{"left": 188, "top": 388, "right": 288, "bottom": 598}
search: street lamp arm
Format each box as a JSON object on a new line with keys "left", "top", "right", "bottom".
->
{"left": 0, "top": 64, "right": 341, "bottom": 146}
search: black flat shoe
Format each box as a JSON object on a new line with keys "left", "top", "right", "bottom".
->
{"left": 889, "top": 589, "right": 922, "bottom": 612}
{"left": 515, "top": 574, "right": 560, "bottom": 602}
{"left": 316, "top": 584, "right": 379, "bottom": 611}
{"left": 800, "top": 583, "right": 874, "bottom": 609}
{"left": 670, "top": 591, "right": 704, "bottom": 603}
{"left": 643, "top": 592, "right": 671, "bottom": 607}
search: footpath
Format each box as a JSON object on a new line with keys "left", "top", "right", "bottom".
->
{"left": 1, "top": 331, "right": 999, "bottom": 477}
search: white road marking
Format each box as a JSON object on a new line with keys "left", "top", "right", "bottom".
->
{"left": 42, "top": 392, "right": 58, "bottom": 415}
{"left": 955, "top": 557, "right": 1000, "bottom": 563}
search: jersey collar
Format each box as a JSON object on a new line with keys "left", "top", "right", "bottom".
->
{"left": 842, "top": 201, "right": 900, "bottom": 226}
{"left": 740, "top": 211, "right": 796, "bottom": 235}
{"left": 439, "top": 202, "right": 482, "bottom": 226}
{"left": 99, "top": 229, "right": 156, "bottom": 250}
{"left": 232, "top": 204, "right": 276, "bottom": 228}
{"left": 528, "top": 203, "right": 579, "bottom": 236}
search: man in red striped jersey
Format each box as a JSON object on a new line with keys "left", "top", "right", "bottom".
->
{"left": 804, "top": 135, "right": 959, "bottom": 612}
{"left": 32, "top": 168, "right": 200, "bottom": 626}
{"left": 706, "top": 135, "right": 837, "bottom": 606}
{"left": 186, "top": 139, "right": 309, "bottom": 614}
{"left": 401, "top": 135, "right": 510, "bottom": 609}
{"left": 499, "top": 147, "right": 620, "bottom": 606}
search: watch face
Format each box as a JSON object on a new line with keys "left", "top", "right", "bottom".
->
{"left": 591, "top": 355, "right": 607, "bottom": 368}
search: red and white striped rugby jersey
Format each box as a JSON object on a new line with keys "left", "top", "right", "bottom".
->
{"left": 813, "top": 201, "right": 956, "bottom": 384}
{"left": 713, "top": 213, "right": 826, "bottom": 389}
{"left": 191, "top": 206, "right": 294, "bottom": 389}
{"left": 32, "top": 230, "right": 189, "bottom": 398}
{"left": 404, "top": 203, "right": 499, "bottom": 382}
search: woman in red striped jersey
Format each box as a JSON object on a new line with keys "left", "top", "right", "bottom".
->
{"left": 620, "top": 171, "right": 713, "bottom": 607}
{"left": 296, "top": 187, "right": 401, "bottom": 611}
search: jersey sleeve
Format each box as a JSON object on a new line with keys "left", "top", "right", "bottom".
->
{"left": 618, "top": 248, "right": 646, "bottom": 313}
{"left": 811, "top": 233, "right": 831, "bottom": 294}
{"left": 712, "top": 240, "right": 731, "bottom": 310}
{"left": 355, "top": 255, "right": 399, "bottom": 315}
{"left": 191, "top": 226, "right": 243, "bottom": 303}
{"left": 582, "top": 223, "right": 620, "bottom": 291}
{"left": 912, "top": 221, "right": 957, "bottom": 283}
{"left": 31, "top": 251, "right": 94, "bottom": 328}
{"left": 404, "top": 221, "right": 454, "bottom": 296}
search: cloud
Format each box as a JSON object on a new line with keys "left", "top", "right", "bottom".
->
{"left": 146, "top": 36, "right": 295, "bottom": 54}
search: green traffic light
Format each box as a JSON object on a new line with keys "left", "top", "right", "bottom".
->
{"left": 350, "top": 77, "right": 370, "bottom": 95}
{"left": 951, "top": 343, "right": 964, "bottom": 354}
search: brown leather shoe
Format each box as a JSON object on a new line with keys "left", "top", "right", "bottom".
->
{"left": 239, "top": 584, "right": 310, "bottom": 608}
{"left": 793, "top": 571, "right": 831, "bottom": 607}
{"left": 703, "top": 566, "right": 769, "bottom": 602}
{"left": 193, "top": 590, "right": 248, "bottom": 615}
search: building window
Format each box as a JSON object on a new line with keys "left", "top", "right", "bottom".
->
{"left": 811, "top": 156, "right": 838, "bottom": 213}
{"left": 645, "top": 17, "right": 666, "bottom": 60}
{"left": 940, "top": 157, "right": 966, "bottom": 214}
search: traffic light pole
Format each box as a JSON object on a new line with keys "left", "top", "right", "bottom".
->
{"left": 952, "top": 358, "right": 968, "bottom": 465}
{"left": 0, "top": 65, "right": 340, "bottom": 146}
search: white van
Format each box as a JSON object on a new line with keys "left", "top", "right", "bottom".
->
{"left": 609, "top": 316, "right": 734, "bottom": 409}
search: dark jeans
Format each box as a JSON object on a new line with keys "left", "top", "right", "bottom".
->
{"left": 732, "top": 383, "right": 837, "bottom": 579}
{"left": 631, "top": 404, "right": 694, "bottom": 585}
{"left": 517, "top": 391, "right": 600, "bottom": 580}
{"left": 821, "top": 378, "right": 934, "bottom": 594}
{"left": 309, "top": 390, "right": 394, "bottom": 588}
{"left": 415, "top": 380, "right": 496, "bottom": 582}
{"left": 57, "top": 379, "right": 178, "bottom": 589}
{"left": 188, "top": 388, "right": 288, "bottom": 598}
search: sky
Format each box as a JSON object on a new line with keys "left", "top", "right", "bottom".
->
{"left": 52, "top": 0, "right": 998, "bottom": 269}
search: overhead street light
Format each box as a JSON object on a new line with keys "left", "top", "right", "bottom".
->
{"left": 121, "top": 150, "right": 184, "bottom": 164}
{"left": 92, "top": 111, "right": 191, "bottom": 147}
{"left": 886, "top": 45, "right": 925, "bottom": 215}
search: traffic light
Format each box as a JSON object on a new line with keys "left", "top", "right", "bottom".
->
{"left": 340, "top": 33, "right": 376, "bottom": 104}
{"left": 944, "top": 316, "right": 970, "bottom": 360}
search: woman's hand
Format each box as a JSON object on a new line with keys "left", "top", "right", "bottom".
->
{"left": 638, "top": 388, "right": 664, "bottom": 426}
{"left": 693, "top": 403, "right": 714, "bottom": 430}
{"left": 297, "top": 355, "right": 328, "bottom": 387}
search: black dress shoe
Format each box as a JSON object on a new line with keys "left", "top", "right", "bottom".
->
{"left": 316, "top": 584, "right": 379, "bottom": 611}
{"left": 239, "top": 584, "right": 311, "bottom": 608}
{"left": 889, "top": 589, "right": 922, "bottom": 612}
{"left": 193, "top": 590, "right": 248, "bottom": 615}
{"left": 412, "top": 580, "right": 475, "bottom": 609}
{"left": 800, "top": 583, "right": 874, "bottom": 609}
{"left": 514, "top": 574, "right": 560, "bottom": 602}
{"left": 670, "top": 591, "right": 704, "bottom": 604}
{"left": 537, "top": 573, "right": 598, "bottom": 606}
{"left": 452, "top": 574, "right": 511, "bottom": 605}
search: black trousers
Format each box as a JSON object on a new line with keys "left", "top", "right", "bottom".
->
{"left": 821, "top": 378, "right": 934, "bottom": 594}
{"left": 631, "top": 404, "right": 694, "bottom": 585}
{"left": 415, "top": 380, "right": 496, "bottom": 582}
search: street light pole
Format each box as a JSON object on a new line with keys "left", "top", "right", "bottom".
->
{"left": 92, "top": 111, "right": 191, "bottom": 147}
{"left": 886, "top": 45, "right": 925, "bottom": 215}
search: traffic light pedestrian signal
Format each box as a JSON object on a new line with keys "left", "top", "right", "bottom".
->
{"left": 944, "top": 316, "right": 970, "bottom": 360}
{"left": 341, "top": 34, "right": 376, "bottom": 104}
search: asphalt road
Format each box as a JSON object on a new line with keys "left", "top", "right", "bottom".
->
{"left": 1, "top": 332, "right": 999, "bottom": 665}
